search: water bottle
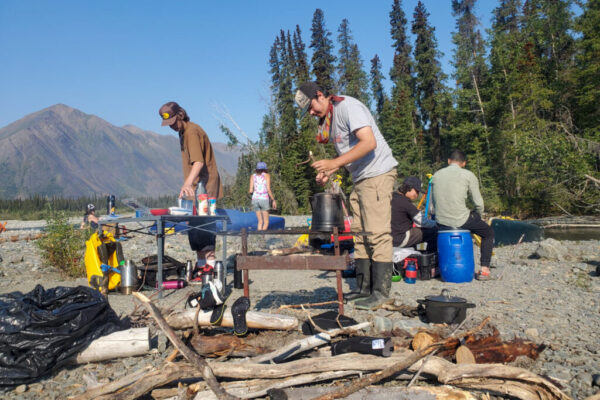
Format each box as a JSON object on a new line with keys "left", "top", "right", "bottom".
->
{"left": 200, "top": 263, "right": 214, "bottom": 285}
{"left": 214, "top": 260, "right": 225, "bottom": 294}
{"left": 196, "top": 181, "right": 208, "bottom": 215}
{"left": 405, "top": 260, "right": 417, "bottom": 284}
{"left": 233, "top": 258, "right": 243, "bottom": 289}
{"left": 185, "top": 260, "right": 194, "bottom": 282}
{"left": 106, "top": 194, "right": 116, "bottom": 215}
{"left": 159, "top": 280, "right": 186, "bottom": 289}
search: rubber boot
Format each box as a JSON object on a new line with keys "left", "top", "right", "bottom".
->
{"left": 354, "top": 262, "right": 392, "bottom": 310}
{"left": 344, "top": 259, "right": 371, "bottom": 302}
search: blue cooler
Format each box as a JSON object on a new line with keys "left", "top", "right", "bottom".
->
{"left": 437, "top": 230, "right": 474, "bottom": 283}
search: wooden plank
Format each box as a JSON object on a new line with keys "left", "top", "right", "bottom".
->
{"left": 236, "top": 255, "right": 347, "bottom": 270}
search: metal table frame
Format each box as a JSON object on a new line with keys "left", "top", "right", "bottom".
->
{"left": 235, "top": 227, "right": 351, "bottom": 315}
{"left": 97, "top": 214, "right": 229, "bottom": 298}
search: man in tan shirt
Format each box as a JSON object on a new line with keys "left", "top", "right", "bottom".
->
{"left": 159, "top": 101, "right": 223, "bottom": 270}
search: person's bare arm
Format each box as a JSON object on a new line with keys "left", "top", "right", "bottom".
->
{"left": 248, "top": 175, "right": 254, "bottom": 196}
{"left": 266, "top": 174, "right": 277, "bottom": 209}
{"left": 311, "top": 126, "right": 376, "bottom": 174}
{"left": 179, "top": 161, "right": 203, "bottom": 198}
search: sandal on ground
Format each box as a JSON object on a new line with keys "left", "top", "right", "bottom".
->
{"left": 475, "top": 270, "right": 496, "bottom": 281}
{"left": 231, "top": 296, "right": 251, "bottom": 336}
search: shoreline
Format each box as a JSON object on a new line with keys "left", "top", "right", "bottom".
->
{"left": 0, "top": 217, "right": 598, "bottom": 398}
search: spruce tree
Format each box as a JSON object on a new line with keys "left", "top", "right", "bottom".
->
{"left": 449, "top": 0, "right": 498, "bottom": 206}
{"left": 336, "top": 19, "right": 370, "bottom": 105}
{"left": 369, "top": 54, "right": 387, "bottom": 123}
{"left": 412, "top": 1, "right": 448, "bottom": 165}
{"left": 310, "top": 9, "right": 337, "bottom": 93}
{"left": 574, "top": 0, "right": 600, "bottom": 133}
{"left": 293, "top": 25, "right": 310, "bottom": 85}
{"left": 384, "top": 0, "right": 424, "bottom": 177}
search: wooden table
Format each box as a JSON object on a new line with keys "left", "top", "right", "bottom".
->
{"left": 235, "top": 227, "right": 351, "bottom": 315}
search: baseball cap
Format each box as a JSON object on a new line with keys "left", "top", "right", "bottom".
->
{"left": 403, "top": 176, "right": 422, "bottom": 193}
{"left": 256, "top": 161, "right": 267, "bottom": 170}
{"left": 87, "top": 204, "right": 95, "bottom": 212}
{"left": 159, "top": 102, "right": 181, "bottom": 126}
{"left": 294, "top": 81, "right": 321, "bottom": 117}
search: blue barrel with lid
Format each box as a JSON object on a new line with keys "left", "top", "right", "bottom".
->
{"left": 437, "top": 230, "right": 474, "bottom": 283}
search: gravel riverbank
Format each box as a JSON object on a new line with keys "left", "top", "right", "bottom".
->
{"left": 0, "top": 216, "right": 598, "bottom": 399}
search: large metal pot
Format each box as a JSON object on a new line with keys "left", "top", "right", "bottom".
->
{"left": 417, "top": 289, "right": 475, "bottom": 324}
{"left": 310, "top": 193, "right": 345, "bottom": 233}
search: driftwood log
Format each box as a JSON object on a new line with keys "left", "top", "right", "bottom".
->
{"left": 190, "top": 334, "right": 268, "bottom": 358}
{"left": 409, "top": 327, "right": 545, "bottom": 364}
{"left": 166, "top": 307, "right": 298, "bottom": 331}
{"left": 70, "top": 327, "right": 149, "bottom": 364}
{"left": 261, "top": 385, "right": 478, "bottom": 399}
{"left": 79, "top": 350, "right": 571, "bottom": 400}
{"left": 132, "top": 292, "right": 239, "bottom": 400}
{"left": 248, "top": 321, "right": 371, "bottom": 364}
{"left": 193, "top": 370, "right": 361, "bottom": 400}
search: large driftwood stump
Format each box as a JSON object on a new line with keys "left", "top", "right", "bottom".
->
{"left": 166, "top": 307, "right": 298, "bottom": 331}
{"left": 71, "top": 327, "right": 149, "bottom": 364}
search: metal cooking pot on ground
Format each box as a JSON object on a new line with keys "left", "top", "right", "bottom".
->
{"left": 417, "top": 289, "right": 475, "bottom": 324}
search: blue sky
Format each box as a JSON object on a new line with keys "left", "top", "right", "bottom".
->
{"left": 0, "top": 0, "right": 497, "bottom": 143}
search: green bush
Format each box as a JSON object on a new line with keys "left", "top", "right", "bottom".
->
{"left": 36, "top": 208, "right": 87, "bottom": 277}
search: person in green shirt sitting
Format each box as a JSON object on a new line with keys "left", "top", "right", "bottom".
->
{"left": 431, "top": 150, "right": 495, "bottom": 280}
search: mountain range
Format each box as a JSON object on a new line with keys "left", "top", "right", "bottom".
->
{"left": 0, "top": 105, "right": 241, "bottom": 199}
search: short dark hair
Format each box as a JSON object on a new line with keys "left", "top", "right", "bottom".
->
{"left": 398, "top": 183, "right": 413, "bottom": 195}
{"left": 449, "top": 149, "right": 466, "bottom": 162}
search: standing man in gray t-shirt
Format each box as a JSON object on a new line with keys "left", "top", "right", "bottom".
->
{"left": 295, "top": 81, "right": 398, "bottom": 310}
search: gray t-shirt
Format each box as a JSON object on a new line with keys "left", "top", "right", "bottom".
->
{"left": 331, "top": 96, "right": 398, "bottom": 182}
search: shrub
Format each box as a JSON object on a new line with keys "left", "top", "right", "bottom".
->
{"left": 36, "top": 207, "right": 87, "bottom": 277}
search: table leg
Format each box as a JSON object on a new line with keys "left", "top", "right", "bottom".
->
{"left": 221, "top": 221, "right": 227, "bottom": 263}
{"left": 336, "top": 270, "right": 344, "bottom": 315}
{"left": 157, "top": 218, "right": 164, "bottom": 298}
{"left": 333, "top": 227, "right": 344, "bottom": 315}
{"left": 241, "top": 228, "right": 249, "bottom": 298}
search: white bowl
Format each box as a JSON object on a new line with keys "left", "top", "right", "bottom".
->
{"left": 168, "top": 207, "right": 192, "bottom": 216}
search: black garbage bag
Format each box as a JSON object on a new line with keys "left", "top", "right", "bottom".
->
{"left": 0, "top": 285, "right": 122, "bottom": 386}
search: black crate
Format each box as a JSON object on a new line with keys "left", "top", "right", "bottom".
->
{"left": 394, "top": 252, "right": 439, "bottom": 281}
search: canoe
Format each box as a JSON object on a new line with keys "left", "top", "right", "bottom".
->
{"left": 214, "top": 208, "right": 285, "bottom": 232}
{"left": 490, "top": 217, "right": 544, "bottom": 246}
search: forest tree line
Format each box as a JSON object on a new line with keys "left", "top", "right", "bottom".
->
{"left": 221, "top": 0, "right": 600, "bottom": 218}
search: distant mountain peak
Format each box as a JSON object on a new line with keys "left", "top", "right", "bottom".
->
{"left": 0, "top": 104, "right": 241, "bottom": 199}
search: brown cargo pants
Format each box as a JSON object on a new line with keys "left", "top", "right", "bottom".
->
{"left": 349, "top": 169, "right": 397, "bottom": 262}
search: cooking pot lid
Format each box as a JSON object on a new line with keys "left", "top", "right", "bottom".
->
{"left": 426, "top": 289, "right": 467, "bottom": 303}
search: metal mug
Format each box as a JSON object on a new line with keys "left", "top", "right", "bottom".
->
{"left": 119, "top": 260, "right": 138, "bottom": 295}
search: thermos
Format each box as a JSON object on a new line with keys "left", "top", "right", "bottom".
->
{"left": 106, "top": 194, "right": 116, "bottom": 215}
{"left": 233, "top": 257, "right": 243, "bottom": 289}
{"left": 214, "top": 260, "right": 225, "bottom": 295}
{"left": 405, "top": 260, "right": 417, "bottom": 284}
{"left": 119, "top": 259, "right": 138, "bottom": 294}
{"left": 185, "top": 260, "right": 194, "bottom": 282}
{"left": 200, "top": 262, "right": 214, "bottom": 285}
{"left": 159, "top": 280, "right": 186, "bottom": 290}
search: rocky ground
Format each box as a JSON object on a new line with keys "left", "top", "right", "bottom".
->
{"left": 0, "top": 216, "right": 599, "bottom": 399}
